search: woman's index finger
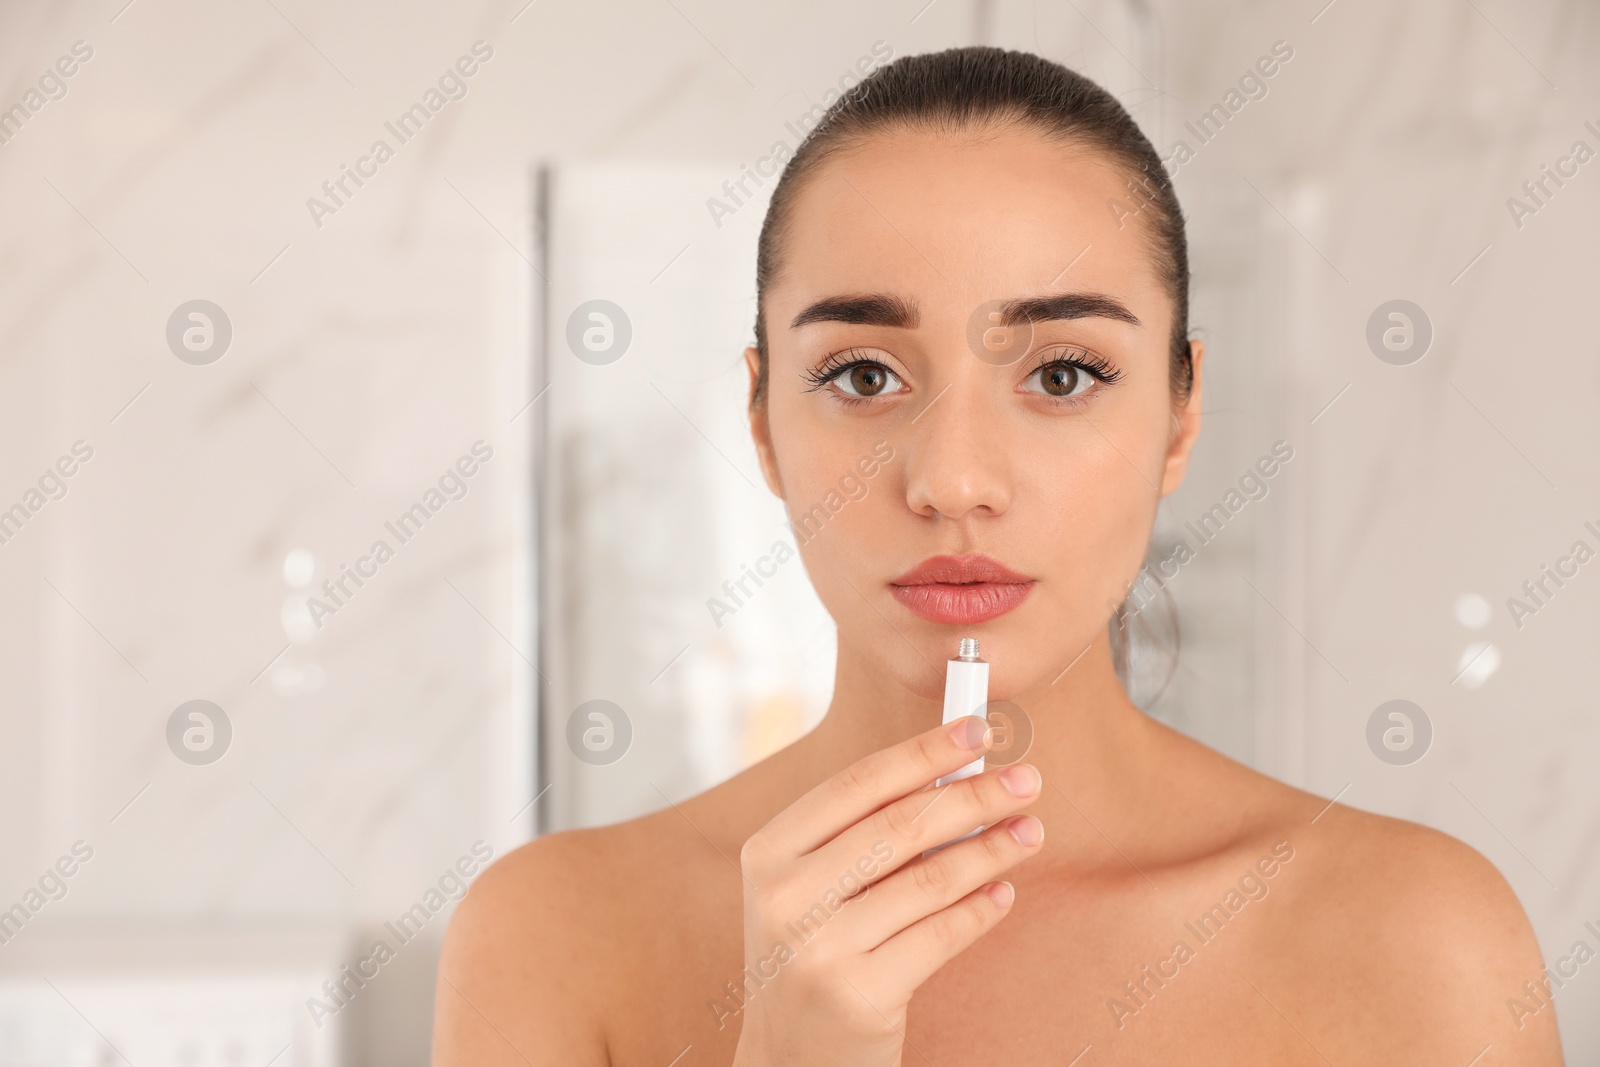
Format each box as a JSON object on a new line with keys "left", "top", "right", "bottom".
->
{"left": 759, "top": 716, "right": 992, "bottom": 859}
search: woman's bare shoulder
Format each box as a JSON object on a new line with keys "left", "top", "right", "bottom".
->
{"left": 432, "top": 758, "right": 777, "bottom": 1066}
{"left": 432, "top": 811, "right": 681, "bottom": 1066}
{"left": 1249, "top": 787, "right": 1560, "bottom": 1060}
{"left": 1282, "top": 798, "right": 1545, "bottom": 961}
{"left": 1149, "top": 722, "right": 1559, "bottom": 1058}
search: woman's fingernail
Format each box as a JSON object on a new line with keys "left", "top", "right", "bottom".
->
{"left": 953, "top": 715, "right": 991, "bottom": 751}
{"left": 987, "top": 881, "right": 1015, "bottom": 908}
{"left": 1000, "top": 764, "right": 1041, "bottom": 797}
{"left": 1007, "top": 815, "right": 1044, "bottom": 847}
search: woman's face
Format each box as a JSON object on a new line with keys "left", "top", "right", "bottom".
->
{"left": 748, "top": 122, "right": 1203, "bottom": 702}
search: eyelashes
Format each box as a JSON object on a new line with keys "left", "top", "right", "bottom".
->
{"left": 802, "top": 345, "right": 1123, "bottom": 405}
{"left": 1033, "top": 349, "right": 1123, "bottom": 388}
{"left": 800, "top": 348, "right": 898, "bottom": 394}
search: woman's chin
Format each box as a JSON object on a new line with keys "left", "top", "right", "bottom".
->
{"left": 879, "top": 636, "right": 1074, "bottom": 706}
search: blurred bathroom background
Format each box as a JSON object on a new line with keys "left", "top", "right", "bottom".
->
{"left": 1, "top": 0, "right": 1596, "bottom": 1062}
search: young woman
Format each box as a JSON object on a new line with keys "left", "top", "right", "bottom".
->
{"left": 434, "top": 48, "right": 1563, "bottom": 1066}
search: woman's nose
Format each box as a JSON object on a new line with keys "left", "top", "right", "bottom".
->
{"left": 901, "top": 381, "right": 1013, "bottom": 522}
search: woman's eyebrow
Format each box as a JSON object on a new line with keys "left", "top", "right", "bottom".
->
{"left": 1000, "top": 292, "right": 1142, "bottom": 327}
{"left": 788, "top": 291, "right": 1140, "bottom": 330}
{"left": 790, "top": 293, "right": 920, "bottom": 330}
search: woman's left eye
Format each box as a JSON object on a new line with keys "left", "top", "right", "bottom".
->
{"left": 1023, "top": 360, "right": 1098, "bottom": 399}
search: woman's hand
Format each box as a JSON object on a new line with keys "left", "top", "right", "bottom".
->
{"left": 730, "top": 716, "right": 1045, "bottom": 1066}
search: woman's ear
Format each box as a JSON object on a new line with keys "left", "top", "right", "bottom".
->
{"left": 1159, "top": 337, "right": 1204, "bottom": 497}
{"left": 744, "top": 345, "right": 785, "bottom": 498}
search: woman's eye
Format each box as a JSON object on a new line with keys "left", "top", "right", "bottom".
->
{"left": 831, "top": 362, "right": 904, "bottom": 398}
{"left": 1025, "top": 361, "right": 1096, "bottom": 399}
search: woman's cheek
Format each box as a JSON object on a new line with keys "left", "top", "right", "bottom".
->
{"left": 1039, "top": 453, "right": 1157, "bottom": 626}
{"left": 787, "top": 474, "right": 883, "bottom": 565}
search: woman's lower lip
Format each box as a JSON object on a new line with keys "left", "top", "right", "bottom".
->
{"left": 890, "top": 582, "right": 1034, "bottom": 624}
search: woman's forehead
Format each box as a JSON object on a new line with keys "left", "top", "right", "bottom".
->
{"left": 771, "top": 127, "right": 1169, "bottom": 323}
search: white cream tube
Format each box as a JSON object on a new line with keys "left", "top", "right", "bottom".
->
{"left": 927, "top": 638, "right": 988, "bottom": 854}
{"left": 937, "top": 637, "right": 988, "bottom": 788}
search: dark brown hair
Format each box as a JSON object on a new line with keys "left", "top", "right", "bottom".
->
{"left": 751, "top": 46, "right": 1192, "bottom": 406}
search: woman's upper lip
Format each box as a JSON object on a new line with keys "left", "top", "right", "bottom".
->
{"left": 890, "top": 554, "right": 1034, "bottom": 586}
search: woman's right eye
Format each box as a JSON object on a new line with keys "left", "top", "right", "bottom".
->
{"left": 818, "top": 360, "right": 906, "bottom": 399}
{"left": 802, "top": 347, "right": 909, "bottom": 400}
{"left": 833, "top": 362, "right": 902, "bottom": 397}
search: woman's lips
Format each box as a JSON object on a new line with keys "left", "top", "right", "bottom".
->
{"left": 889, "top": 554, "right": 1035, "bottom": 625}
